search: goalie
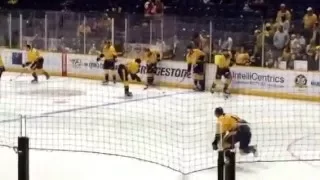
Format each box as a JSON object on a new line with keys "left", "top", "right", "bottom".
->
{"left": 212, "top": 107, "right": 257, "bottom": 156}
{"left": 22, "top": 44, "right": 50, "bottom": 83}
{"left": 118, "top": 58, "right": 142, "bottom": 97}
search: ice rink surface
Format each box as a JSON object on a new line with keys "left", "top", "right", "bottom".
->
{"left": 0, "top": 72, "right": 320, "bottom": 180}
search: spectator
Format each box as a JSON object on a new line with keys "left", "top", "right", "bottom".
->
{"left": 311, "top": 22, "right": 320, "bottom": 46}
{"left": 279, "top": 15, "right": 290, "bottom": 34}
{"left": 77, "top": 22, "right": 91, "bottom": 37}
{"left": 296, "top": 33, "right": 306, "bottom": 48}
{"left": 276, "top": 4, "right": 291, "bottom": 23}
{"left": 88, "top": 43, "right": 101, "bottom": 55}
{"left": 281, "top": 46, "right": 293, "bottom": 69}
{"left": 192, "top": 33, "right": 205, "bottom": 50}
{"left": 303, "top": 7, "right": 318, "bottom": 43}
{"left": 273, "top": 25, "right": 289, "bottom": 49}
{"left": 309, "top": 45, "right": 320, "bottom": 70}
{"left": 235, "top": 47, "right": 250, "bottom": 66}
{"left": 290, "top": 34, "right": 305, "bottom": 61}
{"left": 154, "top": 0, "right": 164, "bottom": 15}
{"left": 306, "top": 40, "right": 316, "bottom": 57}
{"left": 273, "top": 25, "right": 289, "bottom": 64}
{"left": 253, "top": 30, "right": 262, "bottom": 56}
{"left": 265, "top": 47, "right": 275, "bottom": 68}
{"left": 290, "top": 34, "right": 299, "bottom": 51}
{"left": 144, "top": 0, "right": 155, "bottom": 16}
{"left": 265, "top": 23, "right": 275, "bottom": 45}
{"left": 220, "top": 36, "right": 233, "bottom": 51}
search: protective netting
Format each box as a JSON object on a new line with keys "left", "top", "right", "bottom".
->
{"left": 1, "top": 76, "right": 319, "bottom": 174}
{"left": 0, "top": 112, "right": 22, "bottom": 148}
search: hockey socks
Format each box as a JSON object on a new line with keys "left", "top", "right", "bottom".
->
{"left": 43, "top": 71, "right": 50, "bottom": 80}
{"left": 113, "top": 74, "right": 116, "bottom": 84}
{"left": 31, "top": 72, "right": 38, "bottom": 83}
{"left": 124, "top": 85, "right": 132, "bottom": 96}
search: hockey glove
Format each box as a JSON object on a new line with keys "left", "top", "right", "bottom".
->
{"left": 22, "top": 62, "right": 31, "bottom": 68}
{"left": 212, "top": 134, "right": 221, "bottom": 150}
{"left": 212, "top": 142, "right": 218, "bottom": 150}
{"left": 187, "top": 63, "right": 192, "bottom": 73}
{"left": 113, "top": 55, "right": 117, "bottom": 62}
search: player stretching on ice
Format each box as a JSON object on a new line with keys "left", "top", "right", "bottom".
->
{"left": 143, "top": 48, "right": 160, "bottom": 89}
{"left": 212, "top": 107, "right": 257, "bottom": 156}
{"left": 22, "top": 44, "right": 50, "bottom": 83}
{"left": 97, "top": 40, "right": 117, "bottom": 85}
{"left": 186, "top": 45, "right": 206, "bottom": 91}
{"left": 210, "top": 51, "right": 234, "bottom": 98}
{"left": 118, "top": 59, "right": 142, "bottom": 97}
{"left": 0, "top": 54, "right": 5, "bottom": 80}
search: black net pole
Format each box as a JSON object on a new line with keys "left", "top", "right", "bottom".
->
{"left": 217, "top": 150, "right": 224, "bottom": 180}
{"left": 18, "top": 136, "right": 29, "bottom": 180}
{"left": 225, "top": 150, "right": 236, "bottom": 180}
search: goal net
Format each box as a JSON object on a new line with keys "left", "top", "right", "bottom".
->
{"left": 0, "top": 73, "right": 320, "bottom": 174}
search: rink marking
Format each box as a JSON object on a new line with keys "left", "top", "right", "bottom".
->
{"left": 40, "top": 91, "right": 191, "bottom": 115}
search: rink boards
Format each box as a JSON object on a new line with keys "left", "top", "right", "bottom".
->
{"left": 1, "top": 48, "right": 320, "bottom": 101}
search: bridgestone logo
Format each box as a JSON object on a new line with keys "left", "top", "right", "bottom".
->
{"left": 140, "top": 66, "right": 190, "bottom": 78}
{"left": 70, "top": 59, "right": 191, "bottom": 78}
{"left": 232, "top": 72, "right": 285, "bottom": 83}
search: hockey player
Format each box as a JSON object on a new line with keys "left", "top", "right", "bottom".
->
{"left": 97, "top": 40, "right": 117, "bottom": 85}
{"left": 0, "top": 54, "right": 5, "bottom": 79}
{"left": 142, "top": 48, "right": 160, "bottom": 89}
{"left": 118, "top": 58, "right": 142, "bottom": 97}
{"left": 210, "top": 50, "right": 233, "bottom": 97}
{"left": 22, "top": 44, "right": 50, "bottom": 83}
{"left": 186, "top": 45, "right": 205, "bottom": 91}
{"left": 212, "top": 107, "right": 257, "bottom": 156}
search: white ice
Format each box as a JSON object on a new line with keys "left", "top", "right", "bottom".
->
{"left": 0, "top": 72, "right": 319, "bottom": 180}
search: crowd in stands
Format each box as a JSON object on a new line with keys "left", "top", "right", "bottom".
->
{"left": 1, "top": 0, "right": 320, "bottom": 71}
{"left": 253, "top": 3, "right": 320, "bottom": 70}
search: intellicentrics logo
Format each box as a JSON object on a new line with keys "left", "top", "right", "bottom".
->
{"left": 232, "top": 72, "right": 285, "bottom": 88}
{"left": 232, "top": 72, "right": 285, "bottom": 83}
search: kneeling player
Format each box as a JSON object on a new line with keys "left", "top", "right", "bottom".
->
{"left": 212, "top": 107, "right": 257, "bottom": 156}
{"left": 22, "top": 45, "right": 50, "bottom": 83}
{"left": 0, "top": 55, "right": 5, "bottom": 79}
{"left": 186, "top": 46, "right": 205, "bottom": 91}
{"left": 118, "top": 59, "right": 142, "bottom": 96}
{"left": 211, "top": 51, "right": 233, "bottom": 97}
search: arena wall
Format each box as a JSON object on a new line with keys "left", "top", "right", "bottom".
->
{"left": 1, "top": 48, "right": 320, "bottom": 102}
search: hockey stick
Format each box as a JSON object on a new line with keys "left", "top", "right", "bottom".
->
{"left": 10, "top": 72, "right": 24, "bottom": 81}
{"left": 10, "top": 68, "right": 28, "bottom": 81}
{"left": 174, "top": 71, "right": 190, "bottom": 88}
{"left": 179, "top": 73, "right": 189, "bottom": 83}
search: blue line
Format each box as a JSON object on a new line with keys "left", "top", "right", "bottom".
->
{"left": 40, "top": 91, "right": 191, "bottom": 116}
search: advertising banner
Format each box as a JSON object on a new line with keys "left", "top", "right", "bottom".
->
{"left": 1, "top": 49, "right": 62, "bottom": 73}
{"left": 231, "top": 67, "right": 287, "bottom": 90}
{"left": 66, "top": 54, "right": 193, "bottom": 87}
{"left": 231, "top": 66, "right": 320, "bottom": 98}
